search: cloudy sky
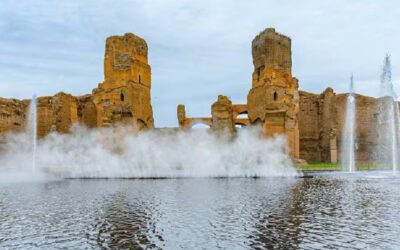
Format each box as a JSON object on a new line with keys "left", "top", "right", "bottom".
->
{"left": 0, "top": 0, "right": 399, "bottom": 126}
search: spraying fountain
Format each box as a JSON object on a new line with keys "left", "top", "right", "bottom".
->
{"left": 27, "top": 94, "right": 37, "bottom": 172}
{"left": 377, "top": 54, "right": 398, "bottom": 175}
{"left": 341, "top": 74, "right": 356, "bottom": 172}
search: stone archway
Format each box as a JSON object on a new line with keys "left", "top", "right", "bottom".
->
{"left": 189, "top": 119, "right": 212, "bottom": 129}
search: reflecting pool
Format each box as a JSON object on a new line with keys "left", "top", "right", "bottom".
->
{"left": 1, "top": 172, "right": 400, "bottom": 249}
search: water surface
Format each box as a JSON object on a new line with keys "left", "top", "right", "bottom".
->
{"left": 1, "top": 173, "right": 400, "bottom": 249}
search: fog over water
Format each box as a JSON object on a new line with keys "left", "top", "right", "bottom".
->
{"left": 0, "top": 126, "right": 298, "bottom": 179}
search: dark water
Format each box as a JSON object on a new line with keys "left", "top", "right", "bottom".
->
{"left": 1, "top": 172, "right": 400, "bottom": 249}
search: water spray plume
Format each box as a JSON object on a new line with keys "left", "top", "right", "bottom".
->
{"left": 376, "top": 54, "right": 398, "bottom": 175}
{"left": 0, "top": 126, "right": 299, "bottom": 179}
{"left": 27, "top": 94, "right": 37, "bottom": 172}
{"left": 341, "top": 74, "right": 356, "bottom": 172}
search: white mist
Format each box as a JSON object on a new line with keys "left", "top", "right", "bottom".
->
{"left": 0, "top": 126, "right": 299, "bottom": 178}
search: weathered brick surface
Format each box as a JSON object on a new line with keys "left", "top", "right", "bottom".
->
{"left": 0, "top": 29, "right": 385, "bottom": 163}
{"left": 0, "top": 97, "right": 28, "bottom": 134}
{"left": 0, "top": 32, "right": 154, "bottom": 137}
{"left": 247, "top": 28, "right": 300, "bottom": 158}
{"left": 299, "top": 90, "right": 381, "bottom": 162}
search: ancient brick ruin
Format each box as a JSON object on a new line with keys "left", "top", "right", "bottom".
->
{"left": 0, "top": 33, "right": 154, "bottom": 140}
{"left": 247, "top": 28, "right": 300, "bottom": 157}
{"left": 177, "top": 96, "right": 249, "bottom": 132}
{"left": 0, "top": 28, "right": 387, "bottom": 162}
{"left": 93, "top": 33, "right": 153, "bottom": 129}
{"left": 179, "top": 29, "right": 300, "bottom": 156}
{"left": 0, "top": 98, "right": 28, "bottom": 134}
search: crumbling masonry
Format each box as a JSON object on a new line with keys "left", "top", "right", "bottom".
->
{"left": 0, "top": 33, "right": 154, "bottom": 139}
{"left": 0, "top": 28, "right": 384, "bottom": 162}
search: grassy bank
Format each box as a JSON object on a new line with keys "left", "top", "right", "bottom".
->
{"left": 298, "top": 162, "right": 392, "bottom": 171}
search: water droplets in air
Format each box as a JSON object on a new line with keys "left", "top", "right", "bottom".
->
{"left": 376, "top": 54, "right": 399, "bottom": 175}
{"left": 341, "top": 74, "right": 356, "bottom": 172}
{"left": 27, "top": 94, "right": 37, "bottom": 172}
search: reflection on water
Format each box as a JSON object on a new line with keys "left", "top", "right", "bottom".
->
{"left": 1, "top": 174, "right": 400, "bottom": 249}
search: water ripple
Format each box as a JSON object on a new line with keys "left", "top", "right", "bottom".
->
{"left": 0, "top": 175, "right": 400, "bottom": 249}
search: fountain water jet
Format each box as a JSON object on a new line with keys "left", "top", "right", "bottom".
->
{"left": 377, "top": 54, "right": 398, "bottom": 175}
{"left": 341, "top": 74, "right": 356, "bottom": 172}
{"left": 27, "top": 94, "right": 37, "bottom": 172}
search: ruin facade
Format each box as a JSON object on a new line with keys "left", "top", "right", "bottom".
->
{"left": 174, "top": 28, "right": 384, "bottom": 162}
{"left": 0, "top": 98, "right": 28, "bottom": 134}
{"left": 298, "top": 88, "right": 338, "bottom": 162}
{"left": 0, "top": 33, "right": 154, "bottom": 140}
{"left": 93, "top": 33, "right": 153, "bottom": 129}
{"left": 247, "top": 28, "right": 300, "bottom": 158}
{"left": 179, "top": 29, "right": 300, "bottom": 157}
{"left": 298, "top": 90, "right": 381, "bottom": 163}
{"left": 0, "top": 28, "right": 386, "bottom": 163}
{"left": 177, "top": 95, "right": 249, "bottom": 133}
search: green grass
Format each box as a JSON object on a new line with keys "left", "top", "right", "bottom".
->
{"left": 299, "top": 162, "right": 339, "bottom": 171}
{"left": 297, "top": 162, "right": 393, "bottom": 171}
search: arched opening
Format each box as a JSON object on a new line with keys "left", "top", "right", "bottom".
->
{"left": 138, "top": 75, "right": 141, "bottom": 83}
{"left": 120, "top": 93, "right": 125, "bottom": 102}
{"left": 273, "top": 92, "right": 278, "bottom": 101}
{"left": 235, "top": 123, "right": 247, "bottom": 128}
{"left": 236, "top": 111, "right": 248, "bottom": 119}
{"left": 189, "top": 120, "right": 211, "bottom": 129}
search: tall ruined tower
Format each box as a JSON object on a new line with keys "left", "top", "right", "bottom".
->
{"left": 247, "top": 28, "right": 299, "bottom": 158}
{"left": 93, "top": 33, "right": 154, "bottom": 130}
